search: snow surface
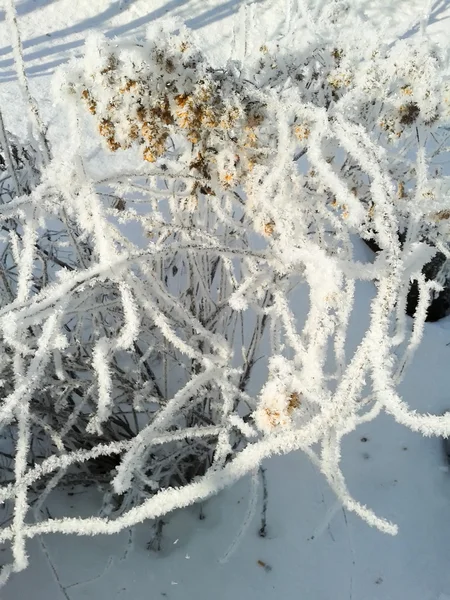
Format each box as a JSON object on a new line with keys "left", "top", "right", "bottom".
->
{"left": 1, "top": 1, "right": 450, "bottom": 599}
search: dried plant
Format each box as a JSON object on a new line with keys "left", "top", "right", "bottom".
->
{"left": 0, "top": 6, "right": 450, "bottom": 586}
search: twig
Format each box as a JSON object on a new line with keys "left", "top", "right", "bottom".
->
{"left": 258, "top": 466, "right": 268, "bottom": 538}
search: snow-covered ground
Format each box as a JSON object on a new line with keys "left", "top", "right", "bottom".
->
{"left": 1, "top": 1, "right": 450, "bottom": 599}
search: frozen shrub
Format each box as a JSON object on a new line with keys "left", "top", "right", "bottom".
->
{"left": 1, "top": 5, "right": 450, "bottom": 585}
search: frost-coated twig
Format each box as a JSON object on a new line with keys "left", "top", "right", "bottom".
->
{"left": 0, "top": 108, "right": 20, "bottom": 195}
{"left": 4, "top": 0, "right": 51, "bottom": 163}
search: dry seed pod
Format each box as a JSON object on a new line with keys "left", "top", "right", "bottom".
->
{"left": 143, "top": 147, "right": 157, "bottom": 162}
{"left": 263, "top": 222, "right": 275, "bottom": 236}
{"left": 294, "top": 124, "right": 310, "bottom": 141}
{"left": 287, "top": 392, "right": 301, "bottom": 413}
